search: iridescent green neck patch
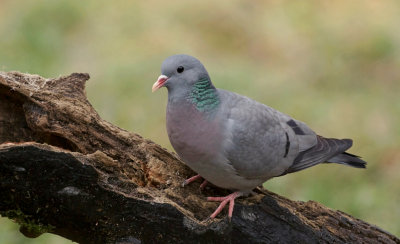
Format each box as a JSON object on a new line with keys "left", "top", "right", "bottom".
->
{"left": 189, "top": 78, "right": 220, "bottom": 112}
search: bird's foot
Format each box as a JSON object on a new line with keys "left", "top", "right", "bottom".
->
{"left": 207, "top": 191, "right": 242, "bottom": 220}
{"left": 182, "top": 174, "right": 207, "bottom": 190}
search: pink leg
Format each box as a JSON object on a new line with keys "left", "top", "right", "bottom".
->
{"left": 182, "top": 174, "right": 202, "bottom": 187}
{"left": 207, "top": 191, "right": 241, "bottom": 219}
{"left": 199, "top": 180, "right": 208, "bottom": 190}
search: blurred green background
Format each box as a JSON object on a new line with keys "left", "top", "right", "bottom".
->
{"left": 1, "top": 0, "right": 399, "bottom": 242}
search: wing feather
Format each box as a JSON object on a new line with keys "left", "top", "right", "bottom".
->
{"left": 282, "top": 136, "right": 352, "bottom": 174}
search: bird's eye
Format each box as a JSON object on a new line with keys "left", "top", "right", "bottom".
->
{"left": 177, "top": 66, "right": 184, "bottom": 73}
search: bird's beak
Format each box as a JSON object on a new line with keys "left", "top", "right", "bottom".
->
{"left": 152, "top": 75, "right": 169, "bottom": 92}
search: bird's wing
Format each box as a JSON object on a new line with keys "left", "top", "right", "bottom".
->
{"left": 217, "top": 89, "right": 318, "bottom": 179}
{"left": 276, "top": 109, "right": 355, "bottom": 175}
{"left": 218, "top": 89, "right": 354, "bottom": 180}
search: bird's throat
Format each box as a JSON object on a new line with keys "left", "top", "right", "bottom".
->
{"left": 189, "top": 78, "right": 220, "bottom": 112}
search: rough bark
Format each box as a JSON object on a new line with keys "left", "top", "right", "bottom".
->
{"left": 0, "top": 71, "right": 398, "bottom": 244}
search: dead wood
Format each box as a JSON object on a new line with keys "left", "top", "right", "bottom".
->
{"left": 0, "top": 71, "right": 398, "bottom": 244}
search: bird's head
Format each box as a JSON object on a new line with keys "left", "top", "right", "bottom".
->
{"left": 152, "top": 54, "right": 211, "bottom": 95}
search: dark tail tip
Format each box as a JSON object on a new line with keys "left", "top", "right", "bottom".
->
{"left": 345, "top": 160, "right": 367, "bottom": 168}
{"left": 343, "top": 152, "right": 367, "bottom": 168}
{"left": 328, "top": 152, "right": 367, "bottom": 169}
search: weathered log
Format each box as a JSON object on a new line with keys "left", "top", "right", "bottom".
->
{"left": 0, "top": 71, "right": 398, "bottom": 244}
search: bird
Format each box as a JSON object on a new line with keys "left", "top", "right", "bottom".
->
{"left": 152, "top": 54, "right": 367, "bottom": 219}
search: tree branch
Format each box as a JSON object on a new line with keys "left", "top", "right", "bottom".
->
{"left": 0, "top": 71, "right": 398, "bottom": 243}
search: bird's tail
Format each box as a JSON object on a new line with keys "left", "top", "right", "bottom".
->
{"left": 327, "top": 152, "right": 367, "bottom": 168}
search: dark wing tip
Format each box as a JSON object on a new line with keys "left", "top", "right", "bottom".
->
{"left": 343, "top": 151, "right": 361, "bottom": 158}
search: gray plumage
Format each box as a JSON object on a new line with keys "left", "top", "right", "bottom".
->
{"left": 155, "top": 54, "right": 366, "bottom": 194}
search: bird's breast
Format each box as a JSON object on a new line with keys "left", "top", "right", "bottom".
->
{"left": 166, "top": 104, "right": 224, "bottom": 164}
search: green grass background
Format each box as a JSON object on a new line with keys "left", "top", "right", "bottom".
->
{"left": 0, "top": 0, "right": 399, "bottom": 242}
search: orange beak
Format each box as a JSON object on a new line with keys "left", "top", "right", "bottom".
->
{"left": 152, "top": 75, "right": 169, "bottom": 92}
